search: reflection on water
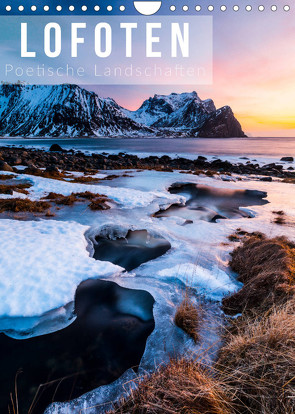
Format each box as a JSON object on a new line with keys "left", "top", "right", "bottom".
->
{"left": 93, "top": 229, "right": 171, "bottom": 271}
{"left": 155, "top": 183, "right": 268, "bottom": 222}
{"left": 1, "top": 280, "right": 154, "bottom": 414}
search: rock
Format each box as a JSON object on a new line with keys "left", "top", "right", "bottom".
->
{"left": 260, "top": 177, "right": 272, "bottom": 182}
{"left": 0, "top": 161, "right": 13, "bottom": 172}
{"left": 197, "top": 106, "right": 247, "bottom": 138}
{"left": 24, "top": 166, "right": 42, "bottom": 175}
{"left": 49, "top": 144, "right": 65, "bottom": 152}
{"left": 280, "top": 157, "right": 294, "bottom": 162}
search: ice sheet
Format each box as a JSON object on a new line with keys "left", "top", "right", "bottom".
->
{"left": 1, "top": 168, "right": 295, "bottom": 414}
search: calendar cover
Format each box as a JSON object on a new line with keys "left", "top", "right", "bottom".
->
{"left": 0, "top": 1, "right": 294, "bottom": 413}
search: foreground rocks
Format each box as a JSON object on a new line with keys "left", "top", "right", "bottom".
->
{"left": 0, "top": 146, "right": 294, "bottom": 180}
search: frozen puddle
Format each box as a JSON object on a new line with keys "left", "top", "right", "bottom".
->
{"left": 155, "top": 183, "right": 268, "bottom": 222}
{"left": 1, "top": 279, "right": 154, "bottom": 414}
{"left": 93, "top": 229, "right": 171, "bottom": 271}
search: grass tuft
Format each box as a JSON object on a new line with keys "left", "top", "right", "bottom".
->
{"left": 109, "top": 357, "right": 233, "bottom": 414}
{"left": 174, "top": 296, "right": 202, "bottom": 343}
{"left": 217, "top": 300, "right": 295, "bottom": 414}
{"left": 0, "top": 183, "right": 32, "bottom": 195}
{"left": 222, "top": 235, "right": 295, "bottom": 315}
{"left": 0, "top": 198, "right": 50, "bottom": 213}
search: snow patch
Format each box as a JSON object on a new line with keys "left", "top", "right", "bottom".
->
{"left": 0, "top": 219, "right": 122, "bottom": 317}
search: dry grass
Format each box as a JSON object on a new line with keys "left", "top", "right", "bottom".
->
{"left": 0, "top": 198, "right": 51, "bottom": 213}
{"left": 218, "top": 234, "right": 295, "bottom": 413}
{"left": 88, "top": 197, "right": 110, "bottom": 211}
{"left": 43, "top": 191, "right": 111, "bottom": 210}
{"left": 271, "top": 210, "right": 295, "bottom": 227}
{"left": 73, "top": 191, "right": 98, "bottom": 199}
{"left": 273, "top": 216, "right": 286, "bottom": 225}
{"left": 0, "top": 174, "right": 15, "bottom": 180}
{"left": 282, "top": 178, "right": 295, "bottom": 184}
{"left": 222, "top": 235, "right": 295, "bottom": 315}
{"left": 174, "top": 296, "right": 202, "bottom": 343}
{"left": 0, "top": 183, "right": 32, "bottom": 195}
{"left": 42, "top": 192, "right": 77, "bottom": 205}
{"left": 70, "top": 175, "right": 101, "bottom": 184}
{"left": 23, "top": 167, "right": 65, "bottom": 180}
{"left": 228, "top": 234, "right": 240, "bottom": 242}
{"left": 217, "top": 300, "right": 295, "bottom": 414}
{"left": 109, "top": 358, "right": 233, "bottom": 414}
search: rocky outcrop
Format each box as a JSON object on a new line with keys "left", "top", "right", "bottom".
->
{"left": 197, "top": 106, "right": 246, "bottom": 138}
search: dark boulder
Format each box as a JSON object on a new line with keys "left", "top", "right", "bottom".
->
{"left": 280, "top": 156, "right": 294, "bottom": 162}
{"left": 0, "top": 161, "right": 13, "bottom": 172}
{"left": 49, "top": 143, "right": 65, "bottom": 152}
{"left": 260, "top": 177, "right": 272, "bottom": 182}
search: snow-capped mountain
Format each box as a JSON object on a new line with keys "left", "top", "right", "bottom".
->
{"left": 0, "top": 84, "right": 153, "bottom": 137}
{"left": 124, "top": 92, "right": 216, "bottom": 129}
{"left": 125, "top": 91, "right": 245, "bottom": 137}
{"left": 0, "top": 85, "right": 246, "bottom": 137}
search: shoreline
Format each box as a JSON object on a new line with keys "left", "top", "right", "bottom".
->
{"left": 0, "top": 145, "right": 294, "bottom": 180}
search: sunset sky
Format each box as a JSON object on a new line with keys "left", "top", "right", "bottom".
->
{"left": 86, "top": 8, "right": 295, "bottom": 137}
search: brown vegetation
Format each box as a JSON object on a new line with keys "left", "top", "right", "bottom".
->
{"left": 0, "top": 174, "right": 15, "bottom": 180}
{"left": 282, "top": 178, "right": 295, "bottom": 184}
{"left": 43, "top": 191, "right": 110, "bottom": 209}
{"left": 222, "top": 235, "right": 295, "bottom": 315}
{"left": 0, "top": 183, "right": 32, "bottom": 195}
{"left": 272, "top": 210, "right": 288, "bottom": 225}
{"left": 174, "top": 296, "right": 202, "bottom": 343}
{"left": 88, "top": 197, "right": 110, "bottom": 211}
{"left": 70, "top": 175, "right": 101, "bottom": 184}
{"left": 217, "top": 300, "right": 295, "bottom": 414}
{"left": 109, "top": 358, "right": 233, "bottom": 414}
{"left": 228, "top": 234, "right": 240, "bottom": 242}
{"left": 0, "top": 198, "right": 51, "bottom": 213}
{"left": 23, "top": 167, "right": 66, "bottom": 180}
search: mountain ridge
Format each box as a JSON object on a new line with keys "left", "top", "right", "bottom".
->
{"left": 0, "top": 84, "right": 246, "bottom": 138}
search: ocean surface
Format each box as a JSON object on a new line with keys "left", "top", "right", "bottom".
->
{"left": 0, "top": 137, "right": 295, "bottom": 161}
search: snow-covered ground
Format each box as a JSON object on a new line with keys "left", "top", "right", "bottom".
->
{"left": 0, "top": 167, "right": 295, "bottom": 413}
